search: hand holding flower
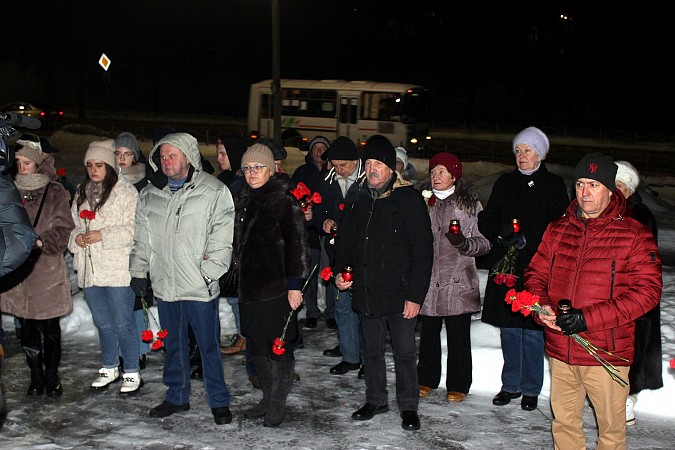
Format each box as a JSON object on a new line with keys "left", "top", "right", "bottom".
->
{"left": 537, "top": 304, "right": 560, "bottom": 330}
{"left": 288, "top": 290, "right": 303, "bottom": 310}
{"left": 83, "top": 229, "right": 102, "bottom": 245}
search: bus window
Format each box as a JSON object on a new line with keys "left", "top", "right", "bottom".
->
{"left": 361, "top": 92, "right": 400, "bottom": 121}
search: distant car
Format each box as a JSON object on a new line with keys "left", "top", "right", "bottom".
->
{"left": 0, "top": 101, "right": 64, "bottom": 129}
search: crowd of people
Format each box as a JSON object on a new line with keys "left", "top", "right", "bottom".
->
{"left": 0, "top": 126, "right": 664, "bottom": 446}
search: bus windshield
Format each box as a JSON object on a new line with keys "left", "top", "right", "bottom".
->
{"left": 400, "top": 89, "right": 430, "bottom": 124}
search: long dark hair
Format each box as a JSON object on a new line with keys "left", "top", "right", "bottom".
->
{"left": 76, "top": 163, "right": 118, "bottom": 212}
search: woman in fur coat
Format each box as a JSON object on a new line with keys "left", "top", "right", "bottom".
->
{"left": 68, "top": 139, "right": 141, "bottom": 395}
{"left": 236, "top": 144, "right": 310, "bottom": 428}
{"left": 0, "top": 141, "right": 74, "bottom": 398}
{"left": 417, "top": 153, "right": 491, "bottom": 403}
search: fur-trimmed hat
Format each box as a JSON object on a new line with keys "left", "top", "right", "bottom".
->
{"left": 513, "top": 126, "right": 549, "bottom": 160}
{"left": 429, "top": 152, "right": 462, "bottom": 180}
{"left": 15, "top": 139, "right": 44, "bottom": 164}
{"left": 395, "top": 146, "right": 408, "bottom": 170}
{"left": 615, "top": 160, "right": 640, "bottom": 195}
{"left": 241, "top": 143, "right": 275, "bottom": 173}
{"left": 322, "top": 136, "right": 358, "bottom": 161}
{"left": 574, "top": 152, "right": 617, "bottom": 191}
{"left": 115, "top": 131, "right": 141, "bottom": 161}
{"left": 362, "top": 138, "right": 396, "bottom": 171}
{"left": 84, "top": 139, "right": 117, "bottom": 169}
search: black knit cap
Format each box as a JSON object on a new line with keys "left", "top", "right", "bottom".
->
{"left": 574, "top": 152, "right": 618, "bottom": 191}
{"left": 362, "top": 138, "right": 396, "bottom": 171}
{"left": 322, "top": 136, "right": 358, "bottom": 161}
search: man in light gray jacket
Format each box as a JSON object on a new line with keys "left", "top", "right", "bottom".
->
{"left": 129, "top": 132, "right": 235, "bottom": 425}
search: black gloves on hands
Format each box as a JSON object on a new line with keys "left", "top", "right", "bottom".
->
{"left": 556, "top": 308, "right": 588, "bottom": 335}
{"left": 445, "top": 230, "right": 468, "bottom": 250}
{"left": 496, "top": 223, "right": 527, "bottom": 249}
{"left": 130, "top": 277, "right": 149, "bottom": 297}
{"left": 497, "top": 222, "right": 515, "bottom": 243}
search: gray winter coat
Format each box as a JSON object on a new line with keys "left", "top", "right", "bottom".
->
{"left": 129, "top": 133, "right": 234, "bottom": 302}
{"left": 420, "top": 182, "right": 491, "bottom": 317}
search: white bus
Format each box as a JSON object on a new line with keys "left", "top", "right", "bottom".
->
{"left": 247, "top": 79, "right": 431, "bottom": 150}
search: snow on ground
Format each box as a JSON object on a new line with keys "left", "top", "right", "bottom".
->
{"left": 1, "top": 265, "right": 673, "bottom": 449}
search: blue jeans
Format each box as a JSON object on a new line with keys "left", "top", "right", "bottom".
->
{"left": 156, "top": 298, "right": 230, "bottom": 408}
{"left": 335, "top": 289, "right": 362, "bottom": 364}
{"left": 133, "top": 309, "right": 150, "bottom": 354}
{"left": 360, "top": 311, "right": 419, "bottom": 412}
{"left": 499, "top": 327, "right": 544, "bottom": 397}
{"left": 84, "top": 286, "right": 140, "bottom": 372}
{"left": 225, "top": 297, "right": 240, "bottom": 333}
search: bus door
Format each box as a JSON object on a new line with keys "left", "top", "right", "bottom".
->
{"left": 338, "top": 96, "right": 358, "bottom": 142}
{"left": 257, "top": 92, "right": 274, "bottom": 139}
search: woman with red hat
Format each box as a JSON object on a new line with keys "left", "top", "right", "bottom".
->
{"left": 417, "top": 152, "right": 491, "bottom": 403}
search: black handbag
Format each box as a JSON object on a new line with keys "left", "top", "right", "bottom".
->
{"left": 219, "top": 259, "right": 238, "bottom": 297}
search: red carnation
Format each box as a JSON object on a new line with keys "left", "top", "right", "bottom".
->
{"left": 320, "top": 266, "right": 333, "bottom": 281}
{"left": 56, "top": 168, "right": 67, "bottom": 177}
{"left": 141, "top": 330, "right": 154, "bottom": 343}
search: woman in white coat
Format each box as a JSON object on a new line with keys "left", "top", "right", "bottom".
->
{"left": 68, "top": 139, "right": 141, "bottom": 394}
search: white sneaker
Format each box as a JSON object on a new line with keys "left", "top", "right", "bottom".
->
{"left": 91, "top": 367, "right": 120, "bottom": 390}
{"left": 120, "top": 372, "right": 143, "bottom": 394}
{"left": 626, "top": 394, "right": 637, "bottom": 426}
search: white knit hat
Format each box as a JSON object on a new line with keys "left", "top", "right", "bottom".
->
{"left": 512, "top": 126, "right": 549, "bottom": 160}
{"left": 84, "top": 139, "right": 117, "bottom": 169}
{"left": 395, "top": 146, "right": 408, "bottom": 170}
{"left": 615, "top": 160, "right": 640, "bottom": 194}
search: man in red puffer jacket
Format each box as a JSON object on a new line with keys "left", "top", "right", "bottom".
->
{"left": 525, "top": 152, "right": 662, "bottom": 450}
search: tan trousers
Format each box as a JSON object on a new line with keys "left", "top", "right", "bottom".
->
{"left": 550, "top": 358, "right": 629, "bottom": 450}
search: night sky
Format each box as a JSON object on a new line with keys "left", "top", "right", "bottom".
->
{"left": 3, "top": 1, "right": 674, "bottom": 135}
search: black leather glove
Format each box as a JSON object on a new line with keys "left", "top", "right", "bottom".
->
{"left": 496, "top": 222, "right": 515, "bottom": 246}
{"left": 445, "top": 230, "right": 468, "bottom": 250}
{"left": 130, "top": 277, "right": 149, "bottom": 297}
{"left": 556, "top": 308, "right": 587, "bottom": 335}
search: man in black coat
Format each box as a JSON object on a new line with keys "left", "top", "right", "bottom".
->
{"left": 333, "top": 139, "right": 433, "bottom": 431}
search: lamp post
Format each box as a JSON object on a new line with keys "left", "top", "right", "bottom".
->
{"left": 272, "top": 0, "right": 282, "bottom": 145}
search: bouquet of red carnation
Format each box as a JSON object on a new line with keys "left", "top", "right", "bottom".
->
{"left": 490, "top": 219, "right": 523, "bottom": 287}
{"left": 140, "top": 296, "right": 168, "bottom": 351}
{"left": 504, "top": 289, "right": 629, "bottom": 386}
{"left": 290, "top": 182, "right": 322, "bottom": 212}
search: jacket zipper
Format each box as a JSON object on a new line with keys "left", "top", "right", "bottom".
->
{"left": 362, "top": 197, "right": 375, "bottom": 316}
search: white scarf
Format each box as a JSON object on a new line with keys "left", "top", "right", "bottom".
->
{"left": 432, "top": 185, "right": 455, "bottom": 200}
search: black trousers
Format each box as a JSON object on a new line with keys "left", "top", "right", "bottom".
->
{"left": 360, "top": 311, "right": 418, "bottom": 412}
{"left": 417, "top": 313, "right": 473, "bottom": 393}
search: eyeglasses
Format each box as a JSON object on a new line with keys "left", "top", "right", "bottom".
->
{"left": 160, "top": 154, "right": 180, "bottom": 161}
{"left": 115, "top": 151, "right": 134, "bottom": 159}
{"left": 241, "top": 164, "right": 267, "bottom": 174}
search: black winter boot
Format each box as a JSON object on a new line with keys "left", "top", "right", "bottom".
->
{"left": 244, "top": 356, "right": 273, "bottom": 419}
{"left": 43, "top": 320, "right": 63, "bottom": 398}
{"left": 263, "top": 359, "right": 295, "bottom": 427}
{"left": 24, "top": 345, "right": 45, "bottom": 396}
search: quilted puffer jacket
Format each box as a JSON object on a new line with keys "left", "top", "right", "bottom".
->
{"left": 129, "top": 133, "right": 234, "bottom": 302}
{"left": 525, "top": 193, "right": 662, "bottom": 366}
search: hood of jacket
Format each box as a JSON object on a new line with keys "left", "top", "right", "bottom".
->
{"left": 148, "top": 132, "right": 203, "bottom": 173}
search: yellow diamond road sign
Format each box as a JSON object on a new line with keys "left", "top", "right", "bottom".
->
{"left": 99, "top": 53, "right": 111, "bottom": 71}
